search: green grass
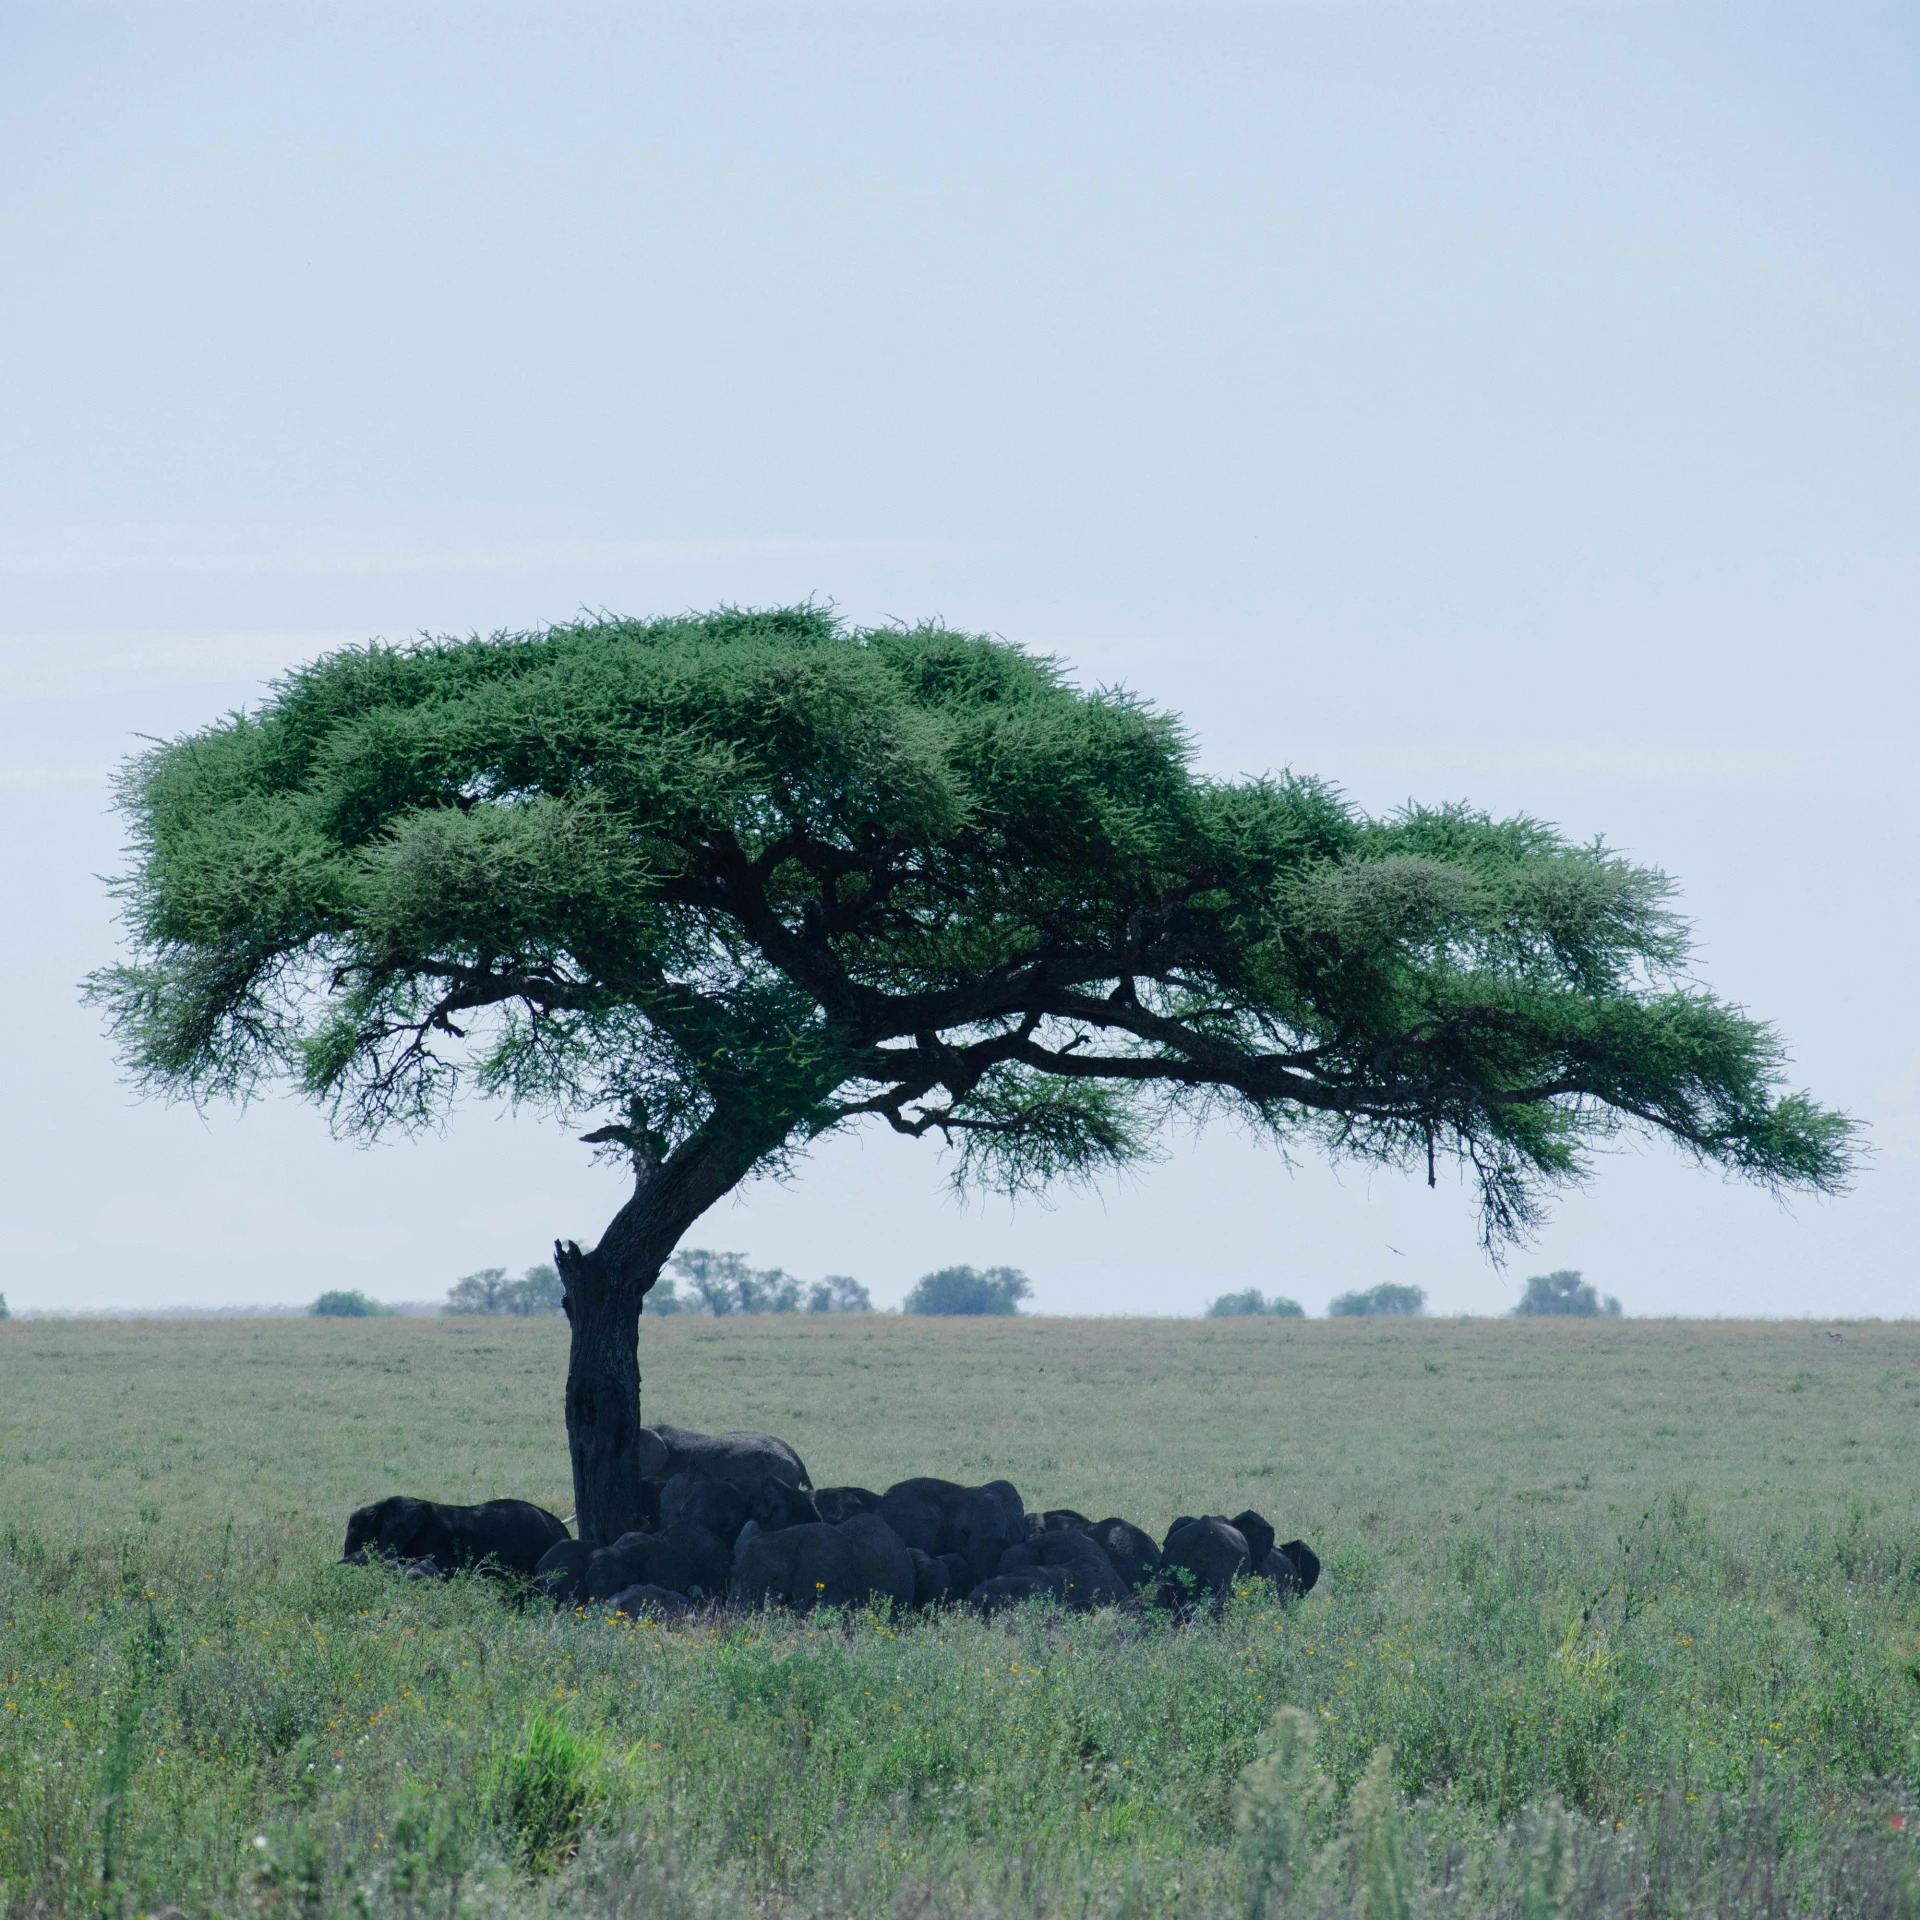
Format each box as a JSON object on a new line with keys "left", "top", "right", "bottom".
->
{"left": 2, "top": 1315, "right": 1918, "bottom": 1918}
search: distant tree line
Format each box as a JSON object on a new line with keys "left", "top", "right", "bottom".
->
{"left": 655, "top": 1251, "right": 873, "bottom": 1317}
{"left": 661, "top": 1259, "right": 1032, "bottom": 1316}
{"left": 318, "top": 1257, "right": 1620, "bottom": 1321}
{"left": 437, "top": 1254, "right": 1038, "bottom": 1319}
{"left": 332, "top": 1256, "right": 1627, "bottom": 1323}
{"left": 1309, "top": 1271, "right": 1623, "bottom": 1316}
{"left": 446, "top": 1264, "right": 566, "bottom": 1316}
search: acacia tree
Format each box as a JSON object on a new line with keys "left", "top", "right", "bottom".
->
{"left": 92, "top": 608, "right": 1852, "bottom": 1544}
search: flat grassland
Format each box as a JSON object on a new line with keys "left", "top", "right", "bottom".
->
{"left": 2, "top": 1315, "right": 1917, "bottom": 1920}
{"left": 7, "top": 1312, "right": 1910, "bottom": 1539}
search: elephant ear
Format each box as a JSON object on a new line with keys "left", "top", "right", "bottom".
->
{"left": 636, "top": 1427, "right": 672, "bottom": 1479}
{"left": 1278, "top": 1538, "right": 1321, "bottom": 1593}
{"left": 1231, "top": 1508, "right": 1277, "bottom": 1567}
{"left": 395, "top": 1500, "right": 440, "bottom": 1559}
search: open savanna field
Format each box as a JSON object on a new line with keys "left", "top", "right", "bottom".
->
{"left": 3, "top": 1313, "right": 1917, "bottom": 1920}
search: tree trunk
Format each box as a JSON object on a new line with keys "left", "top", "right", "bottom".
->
{"left": 555, "top": 1253, "right": 649, "bottom": 1547}
{"left": 553, "top": 1129, "right": 763, "bottom": 1546}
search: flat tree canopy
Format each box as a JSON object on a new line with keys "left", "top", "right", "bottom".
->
{"left": 1204, "top": 1290, "right": 1306, "bottom": 1319}
{"left": 1328, "top": 1282, "right": 1430, "bottom": 1318}
{"left": 1513, "top": 1269, "right": 1623, "bottom": 1317}
{"left": 92, "top": 607, "right": 1853, "bottom": 1541}
{"left": 901, "top": 1266, "right": 1034, "bottom": 1316}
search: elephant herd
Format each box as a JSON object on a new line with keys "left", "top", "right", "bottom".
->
{"left": 342, "top": 1421, "right": 1320, "bottom": 1620}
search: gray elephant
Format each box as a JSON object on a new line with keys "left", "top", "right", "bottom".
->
{"left": 659, "top": 1472, "right": 818, "bottom": 1546}
{"left": 637, "top": 1423, "right": 811, "bottom": 1489}
{"left": 907, "top": 1547, "right": 951, "bottom": 1607}
{"left": 532, "top": 1537, "right": 594, "bottom": 1603}
{"left": 1035, "top": 1508, "right": 1093, "bottom": 1535}
{"left": 812, "top": 1486, "right": 881, "bottom": 1524}
{"left": 876, "top": 1477, "right": 1026, "bottom": 1595}
{"left": 874, "top": 1477, "right": 963, "bottom": 1554}
{"left": 1261, "top": 1547, "right": 1304, "bottom": 1596}
{"left": 1084, "top": 1517, "right": 1161, "bottom": 1591}
{"left": 996, "top": 1529, "right": 1127, "bottom": 1609}
{"left": 343, "top": 1497, "right": 568, "bottom": 1579}
{"left": 1221, "top": 1508, "right": 1318, "bottom": 1597}
{"left": 729, "top": 1510, "right": 914, "bottom": 1612}
{"left": 1230, "top": 1508, "right": 1276, "bottom": 1570}
{"left": 969, "top": 1567, "right": 1068, "bottom": 1611}
{"left": 1275, "top": 1537, "right": 1321, "bottom": 1595}
{"left": 1158, "top": 1515, "right": 1251, "bottom": 1608}
{"left": 584, "top": 1520, "right": 729, "bottom": 1603}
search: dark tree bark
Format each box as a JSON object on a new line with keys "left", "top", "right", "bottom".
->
{"left": 552, "top": 1250, "right": 650, "bottom": 1549}
{"left": 552, "top": 1127, "right": 767, "bottom": 1546}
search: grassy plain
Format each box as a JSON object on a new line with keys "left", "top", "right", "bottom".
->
{"left": 2, "top": 1314, "right": 1918, "bottom": 1919}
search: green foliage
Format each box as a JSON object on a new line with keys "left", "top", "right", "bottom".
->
{"left": 309, "top": 1289, "right": 391, "bottom": 1317}
{"left": 489, "top": 1711, "right": 604, "bottom": 1871}
{"left": 90, "top": 606, "right": 1854, "bottom": 1254}
{"left": 5, "top": 1501, "right": 1919, "bottom": 1920}
{"left": 1235, "top": 1705, "right": 1336, "bottom": 1909}
{"left": 1348, "top": 1746, "right": 1413, "bottom": 1920}
{"left": 0, "top": 1291, "right": 9, "bottom": 1319}
{"left": 902, "top": 1264, "right": 1032, "bottom": 1315}
{"left": 1206, "top": 1288, "right": 1306, "bottom": 1318}
{"left": 1327, "top": 1283, "right": 1427, "bottom": 1318}
{"left": 1513, "top": 1268, "right": 1622, "bottom": 1317}
{"left": 446, "top": 1264, "right": 565, "bottom": 1315}
{"left": 1518, "top": 1796, "right": 1576, "bottom": 1920}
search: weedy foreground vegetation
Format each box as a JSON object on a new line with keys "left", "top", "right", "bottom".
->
{"left": 2, "top": 1314, "right": 1917, "bottom": 1919}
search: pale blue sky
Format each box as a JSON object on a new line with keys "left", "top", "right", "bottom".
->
{"left": 3, "top": 3, "right": 1915, "bottom": 1316}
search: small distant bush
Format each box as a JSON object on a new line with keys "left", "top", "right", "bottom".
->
{"left": 807, "top": 1273, "right": 873, "bottom": 1313}
{"left": 1327, "top": 1283, "right": 1426, "bottom": 1318}
{"left": 0, "top": 1291, "right": 9, "bottom": 1319}
{"left": 446, "top": 1264, "right": 565, "bottom": 1316}
{"left": 1512, "top": 1269, "right": 1622, "bottom": 1317}
{"left": 448, "top": 1268, "right": 509, "bottom": 1313}
{"left": 903, "top": 1266, "right": 1031, "bottom": 1316}
{"left": 310, "top": 1290, "right": 392, "bottom": 1318}
{"left": 1205, "top": 1289, "right": 1305, "bottom": 1318}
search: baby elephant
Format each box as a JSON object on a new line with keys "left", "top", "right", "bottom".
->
{"left": 342, "top": 1496, "right": 569, "bottom": 1579}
